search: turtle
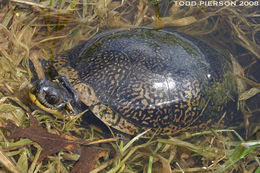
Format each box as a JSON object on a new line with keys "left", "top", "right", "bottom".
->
{"left": 29, "top": 27, "right": 237, "bottom": 137}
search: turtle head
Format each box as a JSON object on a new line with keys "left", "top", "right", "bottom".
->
{"left": 29, "top": 77, "right": 80, "bottom": 118}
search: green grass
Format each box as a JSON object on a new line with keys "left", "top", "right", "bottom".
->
{"left": 0, "top": 0, "right": 259, "bottom": 172}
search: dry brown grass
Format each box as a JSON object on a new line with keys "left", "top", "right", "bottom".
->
{"left": 0, "top": 0, "right": 259, "bottom": 172}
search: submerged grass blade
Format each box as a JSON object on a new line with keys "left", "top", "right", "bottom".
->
{"left": 191, "top": 129, "right": 245, "bottom": 142}
{"left": 0, "top": 147, "right": 22, "bottom": 173}
{"left": 122, "top": 128, "right": 151, "bottom": 153}
{"left": 216, "top": 143, "right": 260, "bottom": 173}
{"left": 157, "top": 138, "right": 217, "bottom": 159}
{"left": 17, "top": 149, "right": 28, "bottom": 173}
{"left": 147, "top": 155, "right": 153, "bottom": 173}
{"left": 255, "top": 166, "right": 260, "bottom": 173}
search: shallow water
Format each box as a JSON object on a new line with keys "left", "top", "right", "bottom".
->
{"left": 0, "top": 0, "right": 259, "bottom": 172}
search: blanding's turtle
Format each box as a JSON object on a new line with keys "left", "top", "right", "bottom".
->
{"left": 29, "top": 27, "right": 236, "bottom": 137}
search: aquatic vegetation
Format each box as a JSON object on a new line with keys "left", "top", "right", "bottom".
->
{"left": 0, "top": 0, "right": 259, "bottom": 172}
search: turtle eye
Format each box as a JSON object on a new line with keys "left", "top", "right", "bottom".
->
{"left": 45, "top": 94, "right": 60, "bottom": 105}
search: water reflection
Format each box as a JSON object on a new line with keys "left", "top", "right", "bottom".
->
{"left": 153, "top": 75, "right": 176, "bottom": 91}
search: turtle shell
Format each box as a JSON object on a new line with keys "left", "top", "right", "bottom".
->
{"left": 52, "top": 27, "right": 236, "bottom": 136}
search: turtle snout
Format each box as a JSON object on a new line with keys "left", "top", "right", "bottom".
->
{"left": 30, "top": 79, "right": 68, "bottom": 110}
{"left": 29, "top": 78, "right": 81, "bottom": 119}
